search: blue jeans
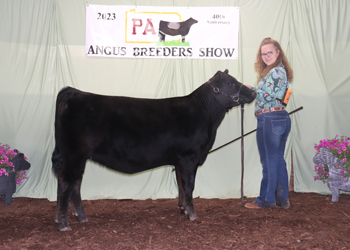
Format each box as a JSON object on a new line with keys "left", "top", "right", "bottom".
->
{"left": 254, "top": 110, "right": 291, "bottom": 208}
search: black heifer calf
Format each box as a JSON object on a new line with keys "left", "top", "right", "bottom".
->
{"left": 52, "top": 70, "right": 256, "bottom": 231}
{"left": 158, "top": 17, "right": 198, "bottom": 42}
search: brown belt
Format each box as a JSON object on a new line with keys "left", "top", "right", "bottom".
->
{"left": 255, "top": 106, "right": 285, "bottom": 116}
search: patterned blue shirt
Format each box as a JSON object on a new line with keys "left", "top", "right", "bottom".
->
{"left": 250, "top": 63, "right": 289, "bottom": 113}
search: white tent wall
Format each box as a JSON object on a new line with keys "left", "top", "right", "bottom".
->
{"left": 0, "top": 0, "right": 349, "bottom": 201}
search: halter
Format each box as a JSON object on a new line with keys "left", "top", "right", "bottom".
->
{"left": 209, "top": 83, "right": 243, "bottom": 104}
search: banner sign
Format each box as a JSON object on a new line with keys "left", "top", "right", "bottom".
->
{"left": 86, "top": 5, "right": 239, "bottom": 59}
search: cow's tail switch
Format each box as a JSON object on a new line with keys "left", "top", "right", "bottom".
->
{"left": 52, "top": 146, "right": 63, "bottom": 177}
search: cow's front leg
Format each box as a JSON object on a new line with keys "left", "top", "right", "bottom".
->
{"left": 330, "top": 187, "right": 340, "bottom": 202}
{"left": 178, "top": 166, "right": 198, "bottom": 221}
{"left": 70, "top": 178, "right": 88, "bottom": 223}
{"left": 175, "top": 167, "right": 186, "bottom": 215}
{"left": 331, "top": 188, "right": 340, "bottom": 202}
{"left": 56, "top": 176, "right": 73, "bottom": 231}
{"left": 328, "top": 181, "right": 340, "bottom": 202}
{"left": 158, "top": 32, "right": 165, "bottom": 42}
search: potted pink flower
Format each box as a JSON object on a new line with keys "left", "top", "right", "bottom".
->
{"left": 0, "top": 143, "right": 30, "bottom": 205}
{"left": 313, "top": 135, "right": 350, "bottom": 184}
{"left": 313, "top": 135, "right": 350, "bottom": 202}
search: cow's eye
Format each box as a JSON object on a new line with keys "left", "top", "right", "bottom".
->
{"left": 228, "top": 83, "right": 232, "bottom": 86}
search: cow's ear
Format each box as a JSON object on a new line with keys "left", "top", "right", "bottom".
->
{"left": 209, "top": 71, "right": 222, "bottom": 83}
{"left": 214, "top": 70, "right": 222, "bottom": 78}
{"left": 224, "top": 69, "right": 229, "bottom": 74}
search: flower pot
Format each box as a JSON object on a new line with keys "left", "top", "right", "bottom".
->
{"left": 0, "top": 172, "right": 16, "bottom": 206}
{"left": 313, "top": 146, "right": 350, "bottom": 202}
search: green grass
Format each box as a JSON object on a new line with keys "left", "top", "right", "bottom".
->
{"left": 156, "top": 40, "right": 190, "bottom": 47}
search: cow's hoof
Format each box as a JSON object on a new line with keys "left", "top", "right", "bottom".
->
{"left": 75, "top": 213, "right": 88, "bottom": 222}
{"left": 179, "top": 206, "right": 185, "bottom": 215}
{"left": 59, "top": 226, "right": 72, "bottom": 232}
{"left": 188, "top": 213, "right": 198, "bottom": 221}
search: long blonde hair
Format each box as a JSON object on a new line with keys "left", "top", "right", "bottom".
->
{"left": 254, "top": 37, "right": 293, "bottom": 83}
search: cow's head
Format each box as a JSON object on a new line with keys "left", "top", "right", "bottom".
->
{"left": 187, "top": 18, "right": 198, "bottom": 25}
{"left": 11, "top": 152, "right": 31, "bottom": 172}
{"left": 207, "top": 69, "right": 256, "bottom": 110}
{"left": 313, "top": 147, "right": 342, "bottom": 166}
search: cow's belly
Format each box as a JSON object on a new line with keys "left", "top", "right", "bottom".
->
{"left": 90, "top": 150, "right": 174, "bottom": 174}
{"left": 89, "top": 133, "right": 208, "bottom": 174}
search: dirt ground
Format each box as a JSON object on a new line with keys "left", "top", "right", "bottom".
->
{"left": 1, "top": 191, "right": 350, "bottom": 250}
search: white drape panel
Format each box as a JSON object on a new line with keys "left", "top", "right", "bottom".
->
{"left": 1, "top": 0, "right": 349, "bottom": 201}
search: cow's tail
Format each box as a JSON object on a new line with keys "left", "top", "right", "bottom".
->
{"left": 52, "top": 87, "right": 79, "bottom": 177}
{"left": 52, "top": 145, "right": 63, "bottom": 177}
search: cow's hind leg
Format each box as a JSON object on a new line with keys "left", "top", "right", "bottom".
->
{"left": 56, "top": 160, "right": 86, "bottom": 231}
{"left": 158, "top": 32, "right": 165, "bottom": 42}
{"left": 175, "top": 167, "right": 186, "bottom": 215}
{"left": 70, "top": 178, "right": 88, "bottom": 223}
{"left": 56, "top": 174, "right": 74, "bottom": 231}
{"left": 175, "top": 166, "right": 198, "bottom": 221}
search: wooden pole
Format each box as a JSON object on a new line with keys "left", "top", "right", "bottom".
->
{"left": 241, "top": 104, "right": 244, "bottom": 203}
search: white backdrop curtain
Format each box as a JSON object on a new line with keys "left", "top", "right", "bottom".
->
{"left": 0, "top": 0, "right": 349, "bottom": 201}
